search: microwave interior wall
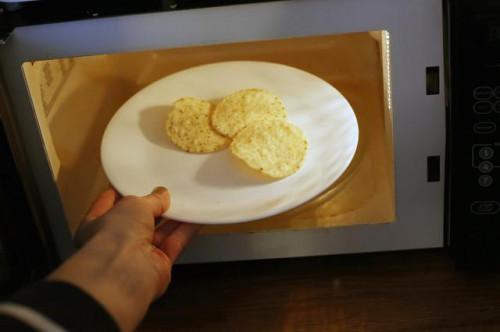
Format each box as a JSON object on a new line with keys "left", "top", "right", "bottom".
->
{"left": 22, "top": 31, "right": 395, "bottom": 235}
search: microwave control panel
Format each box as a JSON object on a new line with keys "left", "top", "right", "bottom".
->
{"left": 447, "top": 0, "right": 500, "bottom": 269}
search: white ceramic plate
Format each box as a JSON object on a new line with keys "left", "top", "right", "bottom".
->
{"left": 101, "top": 61, "right": 358, "bottom": 224}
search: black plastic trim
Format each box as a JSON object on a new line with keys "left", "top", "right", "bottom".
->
{"left": 0, "top": 0, "right": 284, "bottom": 38}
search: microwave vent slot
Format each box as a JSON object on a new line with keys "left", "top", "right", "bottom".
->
{"left": 426, "top": 66, "right": 440, "bottom": 95}
{"left": 427, "top": 155, "right": 441, "bottom": 182}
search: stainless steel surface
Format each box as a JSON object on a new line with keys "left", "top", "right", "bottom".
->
{"left": 0, "top": 0, "right": 445, "bottom": 262}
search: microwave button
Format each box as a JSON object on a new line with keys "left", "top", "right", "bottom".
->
{"left": 478, "top": 161, "right": 495, "bottom": 173}
{"left": 495, "top": 101, "right": 500, "bottom": 113}
{"left": 473, "top": 122, "right": 496, "bottom": 134}
{"left": 478, "top": 175, "right": 494, "bottom": 187}
{"left": 470, "top": 201, "right": 500, "bottom": 215}
{"left": 494, "top": 86, "right": 500, "bottom": 99}
{"left": 478, "top": 146, "right": 495, "bottom": 160}
{"left": 473, "top": 101, "right": 493, "bottom": 114}
{"left": 474, "top": 86, "right": 493, "bottom": 100}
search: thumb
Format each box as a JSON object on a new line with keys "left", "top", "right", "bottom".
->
{"left": 143, "top": 186, "right": 170, "bottom": 217}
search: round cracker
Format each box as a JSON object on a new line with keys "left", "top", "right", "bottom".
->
{"left": 165, "top": 97, "right": 229, "bottom": 153}
{"left": 212, "top": 89, "right": 287, "bottom": 138}
{"left": 230, "top": 119, "right": 308, "bottom": 178}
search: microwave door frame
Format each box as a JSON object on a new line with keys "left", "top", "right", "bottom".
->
{"left": 0, "top": 0, "right": 445, "bottom": 262}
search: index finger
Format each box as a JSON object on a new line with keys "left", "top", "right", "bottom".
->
{"left": 85, "top": 188, "right": 120, "bottom": 222}
{"left": 158, "top": 223, "right": 201, "bottom": 262}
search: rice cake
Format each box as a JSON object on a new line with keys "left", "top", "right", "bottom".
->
{"left": 212, "top": 89, "right": 287, "bottom": 138}
{"left": 165, "top": 97, "right": 229, "bottom": 153}
{"left": 230, "top": 119, "right": 308, "bottom": 178}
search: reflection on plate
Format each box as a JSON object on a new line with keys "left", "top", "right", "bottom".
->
{"left": 101, "top": 61, "right": 358, "bottom": 224}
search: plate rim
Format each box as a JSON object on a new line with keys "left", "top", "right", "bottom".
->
{"left": 100, "top": 60, "right": 359, "bottom": 224}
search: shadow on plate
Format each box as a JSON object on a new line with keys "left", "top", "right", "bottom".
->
{"left": 139, "top": 106, "right": 178, "bottom": 151}
{"left": 194, "top": 150, "right": 275, "bottom": 189}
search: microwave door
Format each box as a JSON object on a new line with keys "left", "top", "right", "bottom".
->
{"left": 0, "top": 0, "right": 445, "bottom": 262}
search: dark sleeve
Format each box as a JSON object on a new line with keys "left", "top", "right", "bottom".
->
{"left": 0, "top": 281, "right": 119, "bottom": 332}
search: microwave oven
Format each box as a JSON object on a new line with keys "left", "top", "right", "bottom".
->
{"left": 0, "top": 0, "right": 498, "bottom": 292}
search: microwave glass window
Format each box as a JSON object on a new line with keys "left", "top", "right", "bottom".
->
{"left": 21, "top": 31, "right": 395, "bottom": 234}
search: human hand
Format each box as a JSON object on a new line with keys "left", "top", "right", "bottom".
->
{"left": 50, "top": 187, "right": 200, "bottom": 332}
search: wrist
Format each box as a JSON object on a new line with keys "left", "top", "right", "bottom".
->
{"left": 49, "top": 233, "right": 157, "bottom": 331}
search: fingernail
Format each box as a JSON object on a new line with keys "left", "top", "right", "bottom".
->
{"left": 152, "top": 186, "right": 168, "bottom": 195}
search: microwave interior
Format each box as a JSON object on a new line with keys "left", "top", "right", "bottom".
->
{"left": 21, "top": 31, "right": 395, "bottom": 235}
